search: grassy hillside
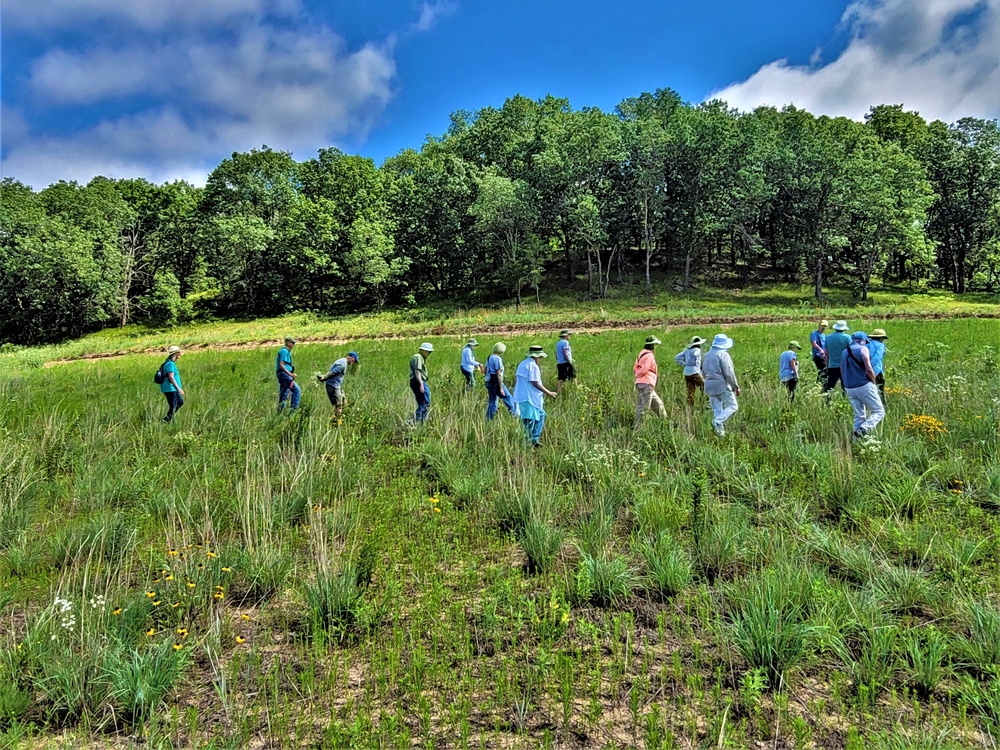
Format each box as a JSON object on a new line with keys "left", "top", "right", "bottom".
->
{"left": 1, "top": 318, "right": 999, "bottom": 748}
{"left": 2, "top": 285, "right": 998, "bottom": 370}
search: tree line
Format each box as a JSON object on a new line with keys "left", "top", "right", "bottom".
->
{"left": 2, "top": 90, "right": 999, "bottom": 345}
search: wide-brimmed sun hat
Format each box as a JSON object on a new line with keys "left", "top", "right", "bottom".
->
{"left": 559, "top": 329, "right": 572, "bottom": 337}
{"left": 466, "top": 338, "right": 479, "bottom": 347}
{"left": 644, "top": 336, "right": 661, "bottom": 346}
{"left": 870, "top": 328, "right": 888, "bottom": 339}
{"left": 832, "top": 320, "right": 849, "bottom": 332}
{"left": 820, "top": 320, "right": 829, "bottom": 327}
{"left": 419, "top": 343, "right": 434, "bottom": 352}
{"left": 688, "top": 336, "right": 706, "bottom": 347}
{"left": 711, "top": 334, "right": 734, "bottom": 350}
{"left": 789, "top": 341, "right": 802, "bottom": 350}
{"left": 852, "top": 331, "right": 869, "bottom": 342}
{"left": 167, "top": 345, "right": 182, "bottom": 354}
{"left": 527, "top": 345, "right": 547, "bottom": 358}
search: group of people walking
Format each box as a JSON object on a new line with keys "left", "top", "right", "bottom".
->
{"left": 156, "top": 320, "right": 890, "bottom": 443}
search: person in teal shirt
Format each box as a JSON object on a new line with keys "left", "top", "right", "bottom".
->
{"left": 823, "top": 320, "right": 852, "bottom": 399}
{"left": 276, "top": 337, "right": 300, "bottom": 412}
{"left": 159, "top": 345, "right": 185, "bottom": 423}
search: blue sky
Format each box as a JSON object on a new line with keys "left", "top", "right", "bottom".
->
{"left": 2, "top": 0, "right": 998, "bottom": 188}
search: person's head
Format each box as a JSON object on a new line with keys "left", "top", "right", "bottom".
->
{"left": 819, "top": 320, "right": 829, "bottom": 331}
{"left": 418, "top": 343, "right": 434, "bottom": 358}
{"left": 832, "top": 321, "right": 849, "bottom": 333}
{"left": 644, "top": 335, "right": 661, "bottom": 351}
{"left": 284, "top": 337, "right": 297, "bottom": 349}
{"left": 347, "top": 351, "right": 360, "bottom": 366}
{"left": 559, "top": 329, "right": 572, "bottom": 339}
{"left": 870, "top": 328, "right": 888, "bottom": 341}
{"left": 688, "top": 336, "right": 706, "bottom": 349}
{"left": 527, "top": 345, "right": 547, "bottom": 360}
{"left": 466, "top": 338, "right": 479, "bottom": 348}
{"left": 852, "top": 331, "right": 869, "bottom": 345}
{"left": 788, "top": 341, "right": 802, "bottom": 351}
{"left": 167, "top": 345, "right": 182, "bottom": 361}
{"left": 711, "top": 333, "right": 734, "bottom": 350}
{"left": 492, "top": 342, "right": 506, "bottom": 355}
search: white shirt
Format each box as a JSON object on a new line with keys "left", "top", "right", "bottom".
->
{"left": 513, "top": 358, "right": 544, "bottom": 409}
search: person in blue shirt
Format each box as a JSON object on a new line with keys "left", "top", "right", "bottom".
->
{"left": 809, "top": 320, "right": 828, "bottom": 383}
{"left": 869, "top": 328, "right": 888, "bottom": 404}
{"left": 823, "top": 320, "right": 852, "bottom": 399}
{"left": 555, "top": 330, "right": 575, "bottom": 394}
{"left": 159, "top": 346, "right": 185, "bottom": 423}
{"left": 460, "top": 338, "right": 482, "bottom": 391}
{"left": 841, "top": 331, "right": 885, "bottom": 438}
{"left": 484, "top": 343, "right": 516, "bottom": 420}
{"left": 276, "top": 337, "right": 300, "bottom": 413}
{"left": 514, "top": 346, "right": 558, "bottom": 447}
{"left": 317, "top": 351, "right": 359, "bottom": 422}
{"left": 779, "top": 342, "right": 801, "bottom": 402}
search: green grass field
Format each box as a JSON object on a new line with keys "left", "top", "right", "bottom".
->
{"left": 1, "top": 317, "right": 999, "bottom": 748}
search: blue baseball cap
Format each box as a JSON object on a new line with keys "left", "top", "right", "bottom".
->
{"left": 852, "top": 331, "right": 869, "bottom": 341}
{"left": 348, "top": 351, "right": 360, "bottom": 362}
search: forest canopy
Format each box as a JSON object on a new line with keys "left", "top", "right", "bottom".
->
{"left": 2, "top": 91, "right": 998, "bottom": 345}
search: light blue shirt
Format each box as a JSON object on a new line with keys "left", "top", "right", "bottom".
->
{"left": 513, "top": 358, "right": 544, "bottom": 409}
{"left": 160, "top": 360, "right": 181, "bottom": 393}
{"left": 682, "top": 347, "right": 701, "bottom": 377}
{"left": 461, "top": 346, "right": 480, "bottom": 373}
{"left": 485, "top": 354, "right": 504, "bottom": 381}
{"left": 810, "top": 330, "right": 827, "bottom": 357}
{"left": 555, "top": 338, "right": 572, "bottom": 364}
{"left": 325, "top": 358, "right": 347, "bottom": 388}
{"left": 868, "top": 340, "right": 886, "bottom": 375}
{"left": 778, "top": 350, "right": 798, "bottom": 382}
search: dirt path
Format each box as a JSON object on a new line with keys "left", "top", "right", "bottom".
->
{"left": 43, "top": 310, "right": 999, "bottom": 366}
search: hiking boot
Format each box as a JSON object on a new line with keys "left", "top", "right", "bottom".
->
{"left": 712, "top": 421, "right": 725, "bottom": 437}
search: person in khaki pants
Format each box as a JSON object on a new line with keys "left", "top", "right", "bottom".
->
{"left": 634, "top": 336, "right": 665, "bottom": 429}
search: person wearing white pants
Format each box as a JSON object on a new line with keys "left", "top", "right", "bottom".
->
{"left": 841, "top": 331, "right": 885, "bottom": 438}
{"left": 702, "top": 334, "right": 741, "bottom": 436}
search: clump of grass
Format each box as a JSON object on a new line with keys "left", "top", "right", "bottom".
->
{"left": 518, "top": 517, "right": 563, "bottom": 575}
{"left": 903, "top": 627, "right": 950, "bottom": 698}
{"left": 693, "top": 502, "right": 749, "bottom": 583}
{"left": 225, "top": 545, "right": 293, "bottom": 605}
{"left": 724, "top": 565, "right": 815, "bottom": 688}
{"left": 305, "top": 564, "right": 367, "bottom": 639}
{"left": 637, "top": 532, "right": 692, "bottom": 600}
{"left": 575, "top": 553, "right": 636, "bottom": 608}
{"left": 103, "top": 643, "right": 189, "bottom": 729}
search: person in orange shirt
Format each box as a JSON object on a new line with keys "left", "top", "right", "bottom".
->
{"left": 634, "top": 335, "right": 665, "bottom": 429}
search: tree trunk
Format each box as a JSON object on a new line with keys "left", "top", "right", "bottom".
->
{"left": 815, "top": 255, "right": 824, "bottom": 301}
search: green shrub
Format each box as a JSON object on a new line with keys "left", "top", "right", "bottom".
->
{"left": 575, "top": 553, "right": 636, "bottom": 608}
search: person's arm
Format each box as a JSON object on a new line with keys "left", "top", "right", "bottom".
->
{"left": 723, "top": 354, "right": 740, "bottom": 394}
{"left": 635, "top": 352, "right": 653, "bottom": 378}
{"left": 530, "top": 379, "right": 557, "bottom": 398}
{"left": 564, "top": 344, "right": 573, "bottom": 364}
{"left": 861, "top": 347, "right": 875, "bottom": 383}
{"left": 811, "top": 335, "right": 824, "bottom": 357}
{"left": 415, "top": 362, "right": 426, "bottom": 392}
{"left": 792, "top": 356, "right": 799, "bottom": 378}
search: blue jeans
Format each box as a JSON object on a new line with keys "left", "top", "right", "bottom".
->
{"left": 521, "top": 413, "right": 545, "bottom": 445}
{"left": 462, "top": 368, "right": 475, "bottom": 391}
{"left": 163, "top": 391, "right": 184, "bottom": 423}
{"left": 410, "top": 380, "right": 431, "bottom": 423}
{"left": 486, "top": 382, "right": 515, "bottom": 421}
{"left": 277, "top": 373, "right": 300, "bottom": 411}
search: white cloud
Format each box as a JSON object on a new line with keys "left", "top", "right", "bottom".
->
{"left": 710, "top": 0, "right": 1000, "bottom": 123}
{"left": 2, "top": 0, "right": 298, "bottom": 31}
{"left": 2, "top": 4, "right": 404, "bottom": 188}
{"left": 414, "top": 1, "right": 456, "bottom": 33}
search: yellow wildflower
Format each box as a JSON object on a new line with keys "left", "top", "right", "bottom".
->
{"left": 167, "top": 549, "right": 179, "bottom": 557}
{"left": 213, "top": 592, "right": 224, "bottom": 601}
{"left": 222, "top": 567, "right": 233, "bottom": 573}
{"left": 165, "top": 574, "right": 174, "bottom": 581}
{"left": 172, "top": 643, "right": 183, "bottom": 651}
{"left": 176, "top": 627, "right": 188, "bottom": 638}
{"left": 433, "top": 507, "right": 441, "bottom": 513}
{"left": 206, "top": 551, "right": 217, "bottom": 559}
{"left": 240, "top": 613, "right": 250, "bottom": 622}
{"left": 235, "top": 635, "right": 247, "bottom": 644}
{"left": 171, "top": 602, "right": 180, "bottom": 609}
{"left": 145, "top": 628, "right": 156, "bottom": 637}
{"left": 145, "top": 591, "right": 156, "bottom": 598}
{"left": 152, "top": 600, "right": 161, "bottom": 607}
{"left": 113, "top": 608, "right": 122, "bottom": 616}
{"left": 186, "top": 582, "right": 196, "bottom": 590}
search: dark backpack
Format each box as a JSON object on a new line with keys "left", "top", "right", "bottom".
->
{"left": 153, "top": 359, "right": 170, "bottom": 385}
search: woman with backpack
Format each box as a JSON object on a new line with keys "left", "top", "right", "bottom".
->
{"left": 157, "top": 346, "right": 185, "bottom": 423}
{"left": 634, "top": 335, "right": 665, "bottom": 429}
